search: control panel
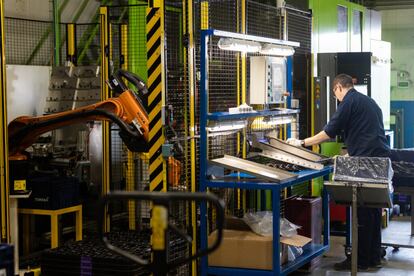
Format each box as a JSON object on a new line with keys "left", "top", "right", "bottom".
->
{"left": 249, "top": 56, "right": 287, "bottom": 105}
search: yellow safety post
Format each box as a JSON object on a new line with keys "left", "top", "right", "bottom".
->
{"left": 100, "top": 6, "right": 111, "bottom": 232}
{"left": 66, "top": 23, "right": 76, "bottom": 65}
{"left": 188, "top": 0, "right": 199, "bottom": 274}
{"left": 146, "top": 3, "right": 166, "bottom": 193}
{"left": 147, "top": 0, "right": 167, "bottom": 270}
{"left": 0, "top": 0, "right": 9, "bottom": 243}
{"left": 241, "top": 0, "right": 248, "bottom": 213}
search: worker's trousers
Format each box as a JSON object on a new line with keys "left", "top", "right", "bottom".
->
{"left": 358, "top": 207, "right": 382, "bottom": 267}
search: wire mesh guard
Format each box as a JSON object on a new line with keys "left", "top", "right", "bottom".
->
{"left": 202, "top": 0, "right": 311, "bottom": 236}
{"left": 5, "top": 17, "right": 54, "bottom": 65}
{"left": 75, "top": 23, "right": 101, "bottom": 66}
{"left": 4, "top": 0, "right": 313, "bottom": 274}
{"left": 105, "top": 3, "right": 191, "bottom": 274}
{"left": 4, "top": 17, "right": 101, "bottom": 66}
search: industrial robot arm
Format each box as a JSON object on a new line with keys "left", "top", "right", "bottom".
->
{"left": 8, "top": 70, "right": 149, "bottom": 160}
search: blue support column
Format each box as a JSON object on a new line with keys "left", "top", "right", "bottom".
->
{"left": 199, "top": 30, "right": 210, "bottom": 276}
{"left": 272, "top": 188, "right": 281, "bottom": 273}
{"left": 323, "top": 174, "right": 330, "bottom": 247}
{"left": 286, "top": 56, "right": 293, "bottom": 138}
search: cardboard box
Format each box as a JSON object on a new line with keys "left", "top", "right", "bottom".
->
{"left": 207, "top": 217, "right": 312, "bottom": 270}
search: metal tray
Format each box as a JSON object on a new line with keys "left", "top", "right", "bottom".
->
{"left": 210, "top": 155, "right": 298, "bottom": 183}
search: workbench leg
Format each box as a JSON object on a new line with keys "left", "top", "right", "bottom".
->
{"left": 75, "top": 207, "right": 82, "bottom": 241}
{"left": 9, "top": 198, "right": 19, "bottom": 275}
{"left": 50, "top": 214, "right": 59, "bottom": 249}
{"left": 346, "top": 207, "right": 352, "bottom": 247}
{"left": 322, "top": 182, "right": 330, "bottom": 246}
{"left": 351, "top": 187, "right": 358, "bottom": 276}
{"left": 22, "top": 214, "right": 31, "bottom": 255}
{"left": 411, "top": 194, "right": 414, "bottom": 236}
{"left": 272, "top": 189, "right": 281, "bottom": 274}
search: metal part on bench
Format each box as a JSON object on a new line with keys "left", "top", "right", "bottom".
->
{"left": 251, "top": 136, "right": 326, "bottom": 170}
{"left": 259, "top": 147, "right": 324, "bottom": 170}
{"left": 210, "top": 155, "right": 298, "bottom": 182}
{"left": 266, "top": 136, "right": 329, "bottom": 163}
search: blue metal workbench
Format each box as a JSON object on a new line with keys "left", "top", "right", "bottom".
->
{"left": 200, "top": 168, "right": 332, "bottom": 276}
{"left": 199, "top": 28, "right": 333, "bottom": 275}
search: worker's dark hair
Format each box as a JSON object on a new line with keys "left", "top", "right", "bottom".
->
{"left": 333, "top": 74, "right": 354, "bottom": 88}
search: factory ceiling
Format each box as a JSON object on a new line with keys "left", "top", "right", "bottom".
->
{"left": 358, "top": 0, "right": 414, "bottom": 10}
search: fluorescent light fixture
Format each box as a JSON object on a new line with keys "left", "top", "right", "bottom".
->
{"left": 251, "top": 116, "right": 294, "bottom": 130}
{"left": 206, "top": 120, "right": 247, "bottom": 132}
{"left": 260, "top": 44, "right": 295, "bottom": 56}
{"left": 217, "top": 38, "right": 262, "bottom": 53}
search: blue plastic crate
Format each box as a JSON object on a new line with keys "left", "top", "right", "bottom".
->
{"left": 393, "top": 193, "right": 410, "bottom": 203}
{"left": 0, "top": 244, "right": 14, "bottom": 276}
{"left": 19, "top": 176, "right": 80, "bottom": 210}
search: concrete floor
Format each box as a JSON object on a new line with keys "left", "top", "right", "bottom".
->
{"left": 292, "top": 219, "right": 414, "bottom": 276}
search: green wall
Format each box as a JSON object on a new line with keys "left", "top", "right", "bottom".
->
{"left": 310, "top": 0, "right": 366, "bottom": 56}
{"left": 382, "top": 9, "right": 414, "bottom": 101}
{"left": 129, "top": 0, "right": 148, "bottom": 82}
{"left": 309, "top": 0, "right": 366, "bottom": 196}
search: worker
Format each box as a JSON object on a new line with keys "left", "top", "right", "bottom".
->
{"left": 287, "top": 73, "right": 390, "bottom": 271}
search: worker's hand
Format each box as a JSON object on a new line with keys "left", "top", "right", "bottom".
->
{"left": 286, "top": 138, "right": 303, "bottom": 147}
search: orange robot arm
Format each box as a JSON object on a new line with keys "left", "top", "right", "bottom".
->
{"left": 8, "top": 70, "right": 149, "bottom": 159}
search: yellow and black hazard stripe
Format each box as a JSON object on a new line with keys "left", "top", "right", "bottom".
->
{"left": 147, "top": 7, "right": 165, "bottom": 192}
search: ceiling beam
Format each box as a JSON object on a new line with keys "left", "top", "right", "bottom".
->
{"left": 364, "top": 0, "right": 414, "bottom": 9}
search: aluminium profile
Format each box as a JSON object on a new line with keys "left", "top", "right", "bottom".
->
{"left": 210, "top": 155, "right": 297, "bottom": 182}
{"left": 266, "top": 136, "right": 330, "bottom": 162}
{"left": 259, "top": 148, "right": 324, "bottom": 170}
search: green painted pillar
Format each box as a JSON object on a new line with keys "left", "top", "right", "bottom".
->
{"left": 128, "top": 0, "right": 148, "bottom": 82}
{"left": 53, "top": 0, "right": 61, "bottom": 66}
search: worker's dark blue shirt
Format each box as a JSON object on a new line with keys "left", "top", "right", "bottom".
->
{"left": 323, "top": 88, "right": 390, "bottom": 157}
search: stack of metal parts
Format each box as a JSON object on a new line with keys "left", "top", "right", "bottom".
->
{"left": 253, "top": 136, "right": 330, "bottom": 171}
{"left": 30, "top": 65, "right": 102, "bottom": 187}
{"left": 41, "top": 230, "right": 188, "bottom": 276}
{"left": 248, "top": 155, "right": 304, "bottom": 172}
{"left": 210, "top": 154, "right": 298, "bottom": 183}
{"left": 210, "top": 137, "right": 330, "bottom": 183}
{"left": 46, "top": 66, "right": 100, "bottom": 113}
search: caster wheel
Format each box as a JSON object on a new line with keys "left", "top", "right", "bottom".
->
{"left": 345, "top": 245, "right": 352, "bottom": 257}
{"left": 381, "top": 248, "right": 387, "bottom": 257}
{"left": 393, "top": 246, "right": 400, "bottom": 252}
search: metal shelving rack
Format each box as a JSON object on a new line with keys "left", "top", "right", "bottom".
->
{"left": 199, "top": 29, "right": 333, "bottom": 276}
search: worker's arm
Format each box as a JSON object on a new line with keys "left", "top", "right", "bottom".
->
{"left": 303, "top": 131, "right": 331, "bottom": 147}
{"left": 286, "top": 130, "right": 330, "bottom": 147}
{"left": 292, "top": 96, "right": 351, "bottom": 147}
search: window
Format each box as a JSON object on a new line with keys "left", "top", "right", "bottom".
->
{"left": 337, "top": 5, "right": 348, "bottom": 51}
{"left": 337, "top": 5, "right": 348, "bottom": 33}
{"left": 352, "top": 10, "right": 363, "bottom": 51}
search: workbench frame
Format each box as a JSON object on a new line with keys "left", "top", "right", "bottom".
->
{"left": 199, "top": 28, "right": 333, "bottom": 276}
